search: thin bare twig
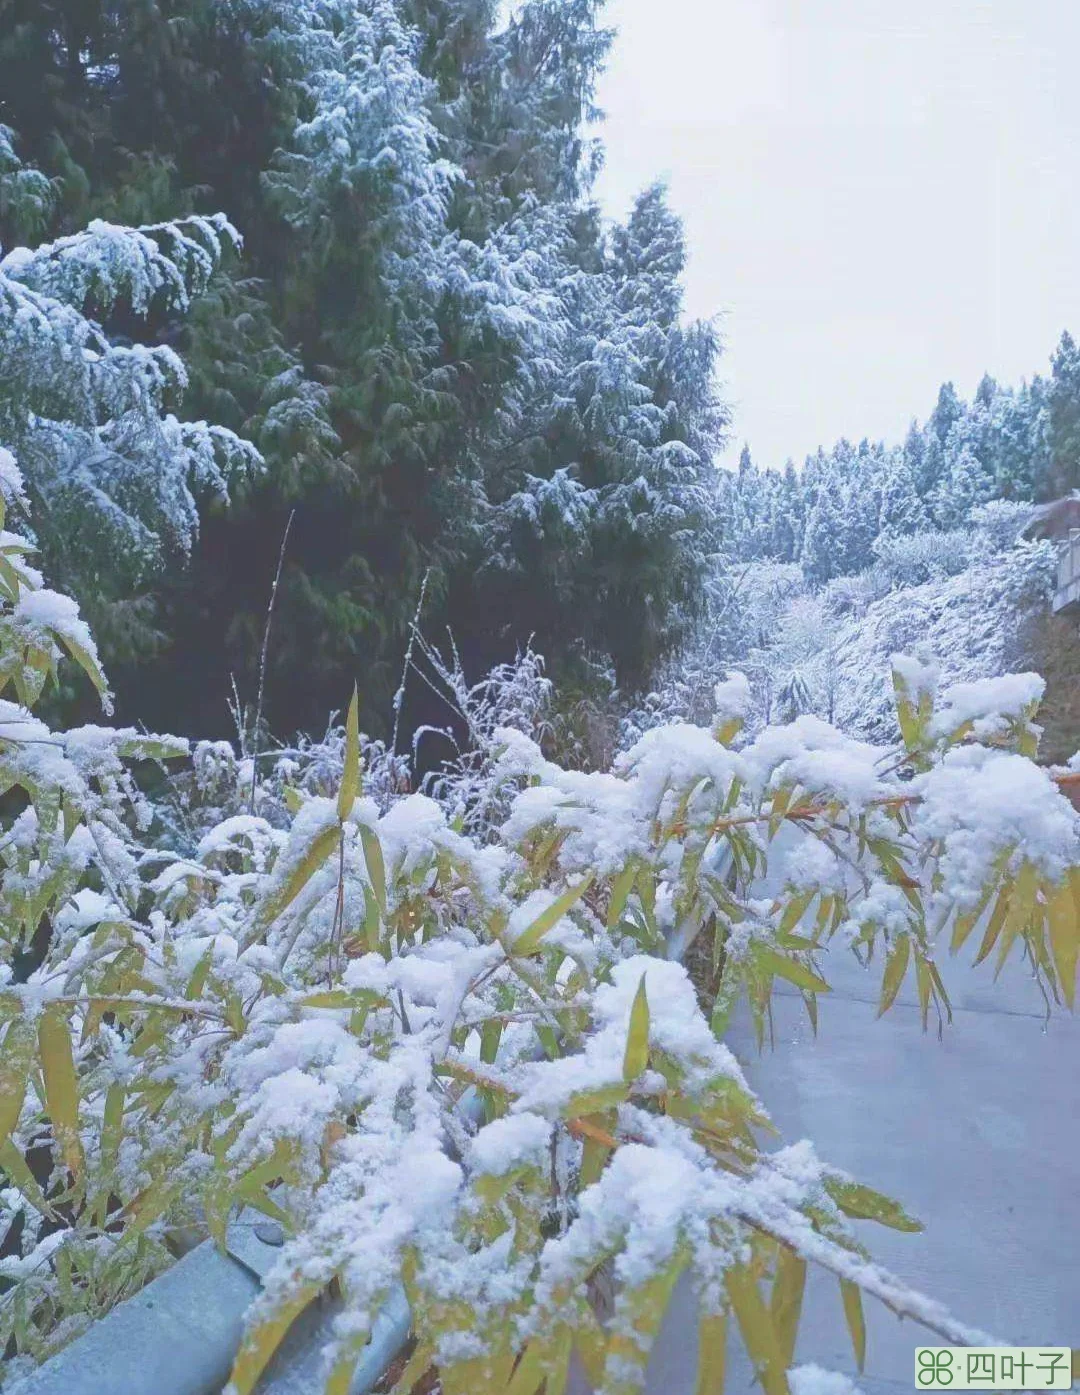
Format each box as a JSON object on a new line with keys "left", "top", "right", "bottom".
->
{"left": 391, "top": 568, "right": 432, "bottom": 757}
{"left": 250, "top": 509, "right": 296, "bottom": 813}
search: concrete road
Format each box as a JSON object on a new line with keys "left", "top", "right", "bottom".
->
{"left": 634, "top": 942, "right": 1080, "bottom": 1394}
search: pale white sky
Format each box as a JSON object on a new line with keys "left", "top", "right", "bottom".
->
{"left": 590, "top": 0, "right": 1080, "bottom": 468}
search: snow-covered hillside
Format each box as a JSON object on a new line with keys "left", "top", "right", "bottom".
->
{"left": 831, "top": 543, "right": 1057, "bottom": 743}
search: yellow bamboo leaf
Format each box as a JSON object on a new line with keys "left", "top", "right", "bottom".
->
{"left": 605, "top": 1251, "right": 689, "bottom": 1393}
{"left": 770, "top": 1250, "right": 806, "bottom": 1368}
{"left": 972, "top": 890, "right": 1010, "bottom": 967}
{"left": 623, "top": 973, "right": 651, "bottom": 1081}
{"left": 993, "top": 863, "right": 1037, "bottom": 978}
{"left": 915, "top": 955, "right": 932, "bottom": 1030}
{"left": 510, "top": 874, "right": 594, "bottom": 956}
{"left": 506, "top": 1342, "right": 545, "bottom": 1395}
{"left": 0, "top": 1020, "right": 32, "bottom": 1147}
{"left": 480, "top": 1017, "right": 503, "bottom": 1065}
{"left": 724, "top": 1264, "right": 790, "bottom": 1395}
{"left": 359, "top": 824, "right": 387, "bottom": 914}
{"left": 877, "top": 934, "right": 910, "bottom": 1018}
{"left": 950, "top": 882, "right": 994, "bottom": 952}
{"left": 840, "top": 1279, "right": 867, "bottom": 1371}
{"left": 574, "top": 1314, "right": 609, "bottom": 1389}
{"left": 695, "top": 1311, "right": 727, "bottom": 1395}
{"left": 337, "top": 686, "right": 361, "bottom": 821}
{"left": 0, "top": 1138, "right": 54, "bottom": 1216}
{"left": 100, "top": 1082, "right": 124, "bottom": 1171}
{"left": 388, "top": 1340, "right": 436, "bottom": 1394}
{"left": 229, "top": 1281, "right": 323, "bottom": 1395}
{"left": 1048, "top": 877, "right": 1079, "bottom": 1009}
{"left": 38, "top": 1008, "right": 83, "bottom": 1179}
{"left": 579, "top": 1133, "right": 611, "bottom": 1187}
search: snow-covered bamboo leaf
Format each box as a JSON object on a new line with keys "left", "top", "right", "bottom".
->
{"left": 623, "top": 972, "right": 650, "bottom": 1081}
{"left": 824, "top": 1177, "right": 923, "bottom": 1232}
{"left": 259, "top": 823, "right": 340, "bottom": 929}
{"left": 510, "top": 873, "right": 594, "bottom": 955}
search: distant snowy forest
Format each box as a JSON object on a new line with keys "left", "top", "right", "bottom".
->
{"left": 2, "top": 0, "right": 1080, "bottom": 760}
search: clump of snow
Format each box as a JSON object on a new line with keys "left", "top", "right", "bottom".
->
{"left": 713, "top": 670, "right": 752, "bottom": 720}
{"left": 929, "top": 672, "right": 1044, "bottom": 741}
{"left": 914, "top": 746, "right": 1079, "bottom": 904}
{"left": 0, "top": 447, "right": 27, "bottom": 507}
{"left": 742, "top": 716, "right": 884, "bottom": 809}
{"left": 469, "top": 1113, "right": 551, "bottom": 1176}
{"left": 789, "top": 1365, "right": 864, "bottom": 1395}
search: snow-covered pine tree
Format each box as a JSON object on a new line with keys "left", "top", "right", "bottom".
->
{"left": 800, "top": 486, "right": 844, "bottom": 584}
{"left": 877, "top": 452, "right": 928, "bottom": 536}
{"left": 1046, "top": 329, "right": 1080, "bottom": 498}
{"left": 931, "top": 442, "right": 993, "bottom": 528}
{"left": 0, "top": 128, "right": 261, "bottom": 663}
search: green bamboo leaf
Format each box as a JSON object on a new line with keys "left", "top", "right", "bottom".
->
{"left": 38, "top": 1008, "right": 83, "bottom": 1179}
{"left": 623, "top": 973, "right": 651, "bottom": 1081}
{"left": 778, "top": 889, "right": 816, "bottom": 938}
{"left": 57, "top": 630, "right": 109, "bottom": 704}
{"left": 695, "top": 1312, "right": 727, "bottom": 1395}
{"left": 185, "top": 945, "right": 214, "bottom": 1001}
{"left": 510, "top": 874, "right": 594, "bottom": 956}
{"left": 607, "top": 861, "right": 638, "bottom": 930}
{"left": 337, "top": 685, "right": 361, "bottom": 821}
{"left": 840, "top": 1279, "right": 867, "bottom": 1371}
{"left": 755, "top": 946, "right": 831, "bottom": 996}
{"left": 877, "top": 933, "right": 910, "bottom": 1017}
{"left": 359, "top": 824, "right": 386, "bottom": 914}
{"left": 770, "top": 1249, "right": 806, "bottom": 1368}
{"left": 824, "top": 1177, "right": 923, "bottom": 1231}
{"left": 724, "top": 1264, "right": 790, "bottom": 1395}
{"left": 480, "top": 1018, "right": 503, "bottom": 1066}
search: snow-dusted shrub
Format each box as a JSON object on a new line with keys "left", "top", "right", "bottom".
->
{"left": 968, "top": 499, "right": 1037, "bottom": 553}
{"left": 2, "top": 459, "right": 1079, "bottom": 1393}
{"left": 870, "top": 529, "right": 972, "bottom": 587}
